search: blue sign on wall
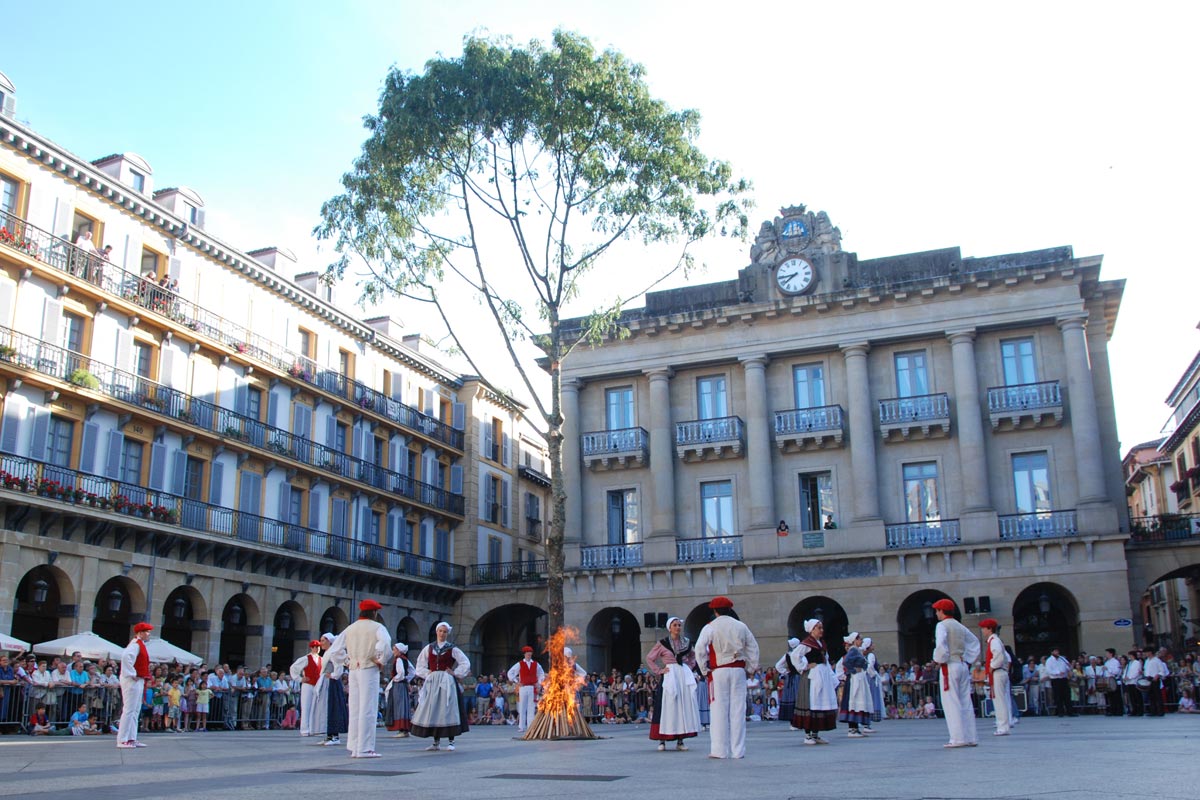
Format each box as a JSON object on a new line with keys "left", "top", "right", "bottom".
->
{"left": 1113, "top": 618, "right": 1133, "bottom": 627}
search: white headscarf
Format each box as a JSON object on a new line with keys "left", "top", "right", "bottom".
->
{"left": 666, "top": 616, "right": 683, "bottom": 629}
{"left": 435, "top": 621, "right": 452, "bottom": 633}
{"left": 563, "top": 647, "right": 574, "bottom": 658}
{"left": 320, "top": 632, "right": 335, "bottom": 643}
{"left": 394, "top": 643, "right": 409, "bottom": 654}
{"left": 803, "top": 619, "right": 820, "bottom": 633}
{"left": 862, "top": 637, "right": 873, "bottom": 650}
{"left": 787, "top": 637, "right": 801, "bottom": 649}
{"left": 843, "top": 631, "right": 859, "bottom": 644}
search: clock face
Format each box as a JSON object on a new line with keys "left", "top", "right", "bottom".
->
{"left": 776, "top": 257, "right": 815, "bottom": 295}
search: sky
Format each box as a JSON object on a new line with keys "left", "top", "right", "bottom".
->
{"left": 2, "top": 0, "right": 1197, "bottom": 450}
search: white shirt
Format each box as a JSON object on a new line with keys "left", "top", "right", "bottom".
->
{"left": 1104, "top": 657, "right": 1122, "bottom": 679}
{"left": 1045, "top": 655, "right": 1071, "bottom": 679}
{"left": 328, "top": 618, "right": 392, "bottom": 671}
{"left": 1143, "top": 656, "right": 1169, "bottom": 680}
{"left": 932, "top": 617, "right": 981, "bottom": 665}
{"left": 414, "top": 644, "right": 470, "bottom": 679}
{"left": 1123, "top": 659, "right": 1142, "bottom": 682}
{"left": 695, "top": 614, "right": 760, "bottom": 675}
{"left": 506, "top": 657, "right": 546, "bottom": 685}
{"left": 986, "top": 635, "right": 1010, "bottom": 671}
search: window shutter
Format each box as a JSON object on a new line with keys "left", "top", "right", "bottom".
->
{"left": 331, "top": 498, "right": 348, "bottom": 536}
{"left": 159, "top": 348, "right": 176, "bottom": 388}
{"left": 277, "top": 483, "right": 290, "bottom": 521}
{"left": 170, "top": 449, "right": 187, "bottom": 495}
{"left": 293, "top": 403, "right": 311, "bottom": 439}
{"left": 308, "top": 490, "right": 321, "bottom": 530}
{"left": 116, "top": 329, "right": 133, "bottom": 373}
{"left": 233, "top": 380, "right": 248, "bottom": 417}
{"left": 209, "top": 460, "right": 224, "bottom": 505}
{"left": 104, "top": 430, "right": 124, "bottom": 478}
{"left": 195, "top": 210, "right": 206, "bottom": 229}
{"left": 40, "top": 297, "right": 62, "bottom": 345}
{"left": 481, "top": 421, "right": 492, "bottom": 459}
{"left": 501, "top": 477, "right": 510, "bottom": 527}
{"left": 0, "top": 400, "right": 23, "bottom": 454}
{"left": 267, "top": 392, "right": 279, "bottom": 428}
{"left": 359, "top": 506, "right": 371, "bottom": 543}
{"left": 450, "top": 464, "right": 463, "bottom": 495}
{"left": 396, "top": 442, "right": 408, "bottom": 476}
{"left": 238, "top": 471, "right": 262, "bottom": 515}
{"left": 435, "top": 528, "right": 448, "bottom": 562}
{"left": 28, "top": 407, "right": 50, "bottom": 461}
{"left": 482, "top": 475, "right": 493, "bottom": 518}
{"left": 148, "top": 442, "right": 167, "bottom": 490}
{"left": 0, "top": 277, "right": 15, "bottom": 326}
{"left": 325, "top": 415, "right": 336, "bottom": 447}
{"left": 351, "top": 423, "right": 362, "bottom": 460}
{"left": 390, "top": 375, "right": 402, "bottom": 402}
{"left": 502, "top": 433, "right": 510, "bottom": 466}
{"left": 52, "top": 199, "right": 72, "bottom": 239}
{"left": 168, "top": 258, "right": 182, "bottom": 282}
{"left": 1, "top": 94, "right": 15, "bottom": 118}
{"left": 452, "top": 402, "right": 465, "bottom": 430}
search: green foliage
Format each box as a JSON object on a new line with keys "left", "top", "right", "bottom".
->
{"left": 68, "top": 368, "right": 100, "bottom": 390}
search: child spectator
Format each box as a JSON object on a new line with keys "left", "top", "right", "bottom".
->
{"left": 166, "top": 679, "right": 182, "bottom": 732}
{"left": 70, "top": 702, "right": 100, "bottom": 735}
{"left": 195, "top": 684, "right": 212, "bottom": 731}
{"left": 633, "top": 704, "right": 649, "bottom": 724}
{"left": 29, "top": 705, "right": 56, "bottom": 735}
{"left": 923, "top": 699, "right": 936, "bottom": 719}
{"left": 281, "top": 703, "right": 299, "bottom": 729}
{"left": 1179, "top": 689, "right": 1196, "bottom": 713}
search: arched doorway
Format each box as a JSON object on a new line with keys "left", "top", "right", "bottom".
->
{"left": 1135, "top": 564, "right": 1199, "bottom": 653}
{"left": 897, "top": 589, "right": 953, "bottom": 665}
{"left": 271, "top": 601, "right": 308, "bottom": 671}
{"left": 682, "top": 601, "right": 743, "bottom": 645}
{"left": 396, "top": 616, "right": 420, "bottom": 654}
{"left": 318, "top": 606, "right": 349, "bottom": 637}
{"left": 585, "top": 608, "right": 641, "bottom": 675}
{"left": 160, "top": 586, "right": 206, "bottom": 654}
{"left": 1012, "top": 583, "right": 1079, "bottom": 660}
{"left": 91, "top": 576, "right": 144, "bottom": 646}
{"left": 787, "top": 596, "right": 850, "bottom": 663}
{"left": 12, "top": 566, "right": 72, "bottom": 645}
{"left": 470, "top": 604, "right": 548, "bottom": 677}
{"left": 219, "top": 593, "right": 259, "bottom": 668}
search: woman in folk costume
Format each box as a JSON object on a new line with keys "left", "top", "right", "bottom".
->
{"left": 411, "top": 621, "right": 471, "bottom": 750}
{"left": 838, "top": 632, "right": 873, "bottom": 738}
{"left": 644, "top": 616, "right": 701, "bottom": 751}
{"left": 774, "top": 637, "right": 802, "bottom": 728}
{"left": 386, "top": 643, "right": 416, "bottom": 737}
{"left": 863, "top": 637, "right": 883, "bottom": 728}
{"left": 320, "top": 632, "right": 348, "bottom": 747}
{"left": 789, "top": 618, "right": 839, "bottom": 745}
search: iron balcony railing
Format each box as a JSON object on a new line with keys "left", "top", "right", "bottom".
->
{"left": 997, "top": 510, "right": 1078, "bottom": 540}
{"left": 580, "top": 542, "right": 643, "bottom": 569}
{"left": 468, "top": 559, "right": 548, "bottom": 585}
{"left": 674, "top": 416, "right": 744, "bottom": 446}
{"left": 885, "top": 519, "right": 961, "bottom": 550}
{"left": 986, "top": 380, "right": 1062, "bottom": 413}
{"left": 0, "top": 208, "right": 463, "bottom": 450}
{"left": 878, "top": 393, "right": 951, "bottom": 425}
{"left": 0, "top": 452, "right": 465, "bottom": 586}
{"left": 676, "top": 535, "right": 743, "bottom": 564}
{"left": 0, "top": 324, "right": 464, "bottom": 516}
{"left": 581, "top": 427, "right": 649, "bottom": 457}
{"left": 774, "top": 404, "right": 844, "bottom": 435}
{"left": 1128, "top": 513, "right": 1200, "bottom": 543}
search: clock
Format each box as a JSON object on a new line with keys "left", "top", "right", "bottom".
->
{"left": 776, "top": 256, "right": 815, "bottom": 295}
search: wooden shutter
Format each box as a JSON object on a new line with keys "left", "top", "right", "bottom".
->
{"left": 27, "top": 407, "right": 49, "bottom": 461}
{"left": 452, "top": 402, "right": 464, "bottom": 430}
{"left": 0, "top": 400, "right": 22, "bottom": 454}
{"left": 450, "top": 464, "right": 463, "bottom": 495}
{"left": 501, "top": 477, "right": 510, "bottom": 527}
{"left": 148, "top": 442, "right": 167, "bottom": 490}
{"left": 209, "top": 460, "right": 224, "bottom": 505}
{"left": 104, "top": 430, "right": 124, "bottom": 478}
{"left": 170, "top": 449, "right": 187, "bottom": 495}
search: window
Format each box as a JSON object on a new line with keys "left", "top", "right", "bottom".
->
{"left": 246, "top": 387, "right": 262, "bottom": 421}
{"left": 606, "top": 387, "right": 634, "bottom": 429}
{"left": 47, "top": 416, "right": 74, "bottom": 468}
{"left": 183, "top": 456, "right": 204, "bottom": 501}
{"left": 486, "top": 475, "right": 501, "bottom": 524}
{"left": 487, "top": 417, "right": 503, "bottom": 461}
{"left": 183, "top": 201, "right": 198, "bottom": 223}
{"left": 798, "top": 471, "right": 835, "bottom": 531}
{"left": 700, "top": 480, "right": 734, "bottom": 538}
{"left": 72, "top": 212, "right": 102, "bottom": 249}
{"left": 338, "top": 348, "right": 353, "bottom": 378}
{"left": 793, "top": 364, "right": 826, "bottom": 409}
{"left": 1001, "top": 338, "right": 1037, "bottom": 386}
{"left": 62, "top": 312, "right": 86, "bottom": 354}
{"left": 697, "top": 376, "right": 728, "bottom": 419}
{"left": 895, "top": 351, "right": 929, "bottom": 397}
{"left": 0, "top": 174, "right": 19, "bottom": 216}
{"left": 1012, "top": 452, "right": 1051, "bottom": 513}
{"left": 130, "top": 170, "right": 146, "bottom": 194}
{"left": 120, "top": 438, "right": 144, "bottom": 484}
{"left": 903, "top": 462, "right": 940, "bottom": 522}
{"left": 487, "top": 535, "right": 502, "bottom": 565}
{"left": 334, "top": 422, "right": 347, "bottom": 453}
{"left": 287, "top": 487, "right": 304, "bottom": 525}
{"left": 140, "top": 247, "right": 161, "bottom": 279}
{"left": 297, "top": 328, "right": 315, "bottom": 360}
{"left": 133, "top": 342, "right": 154, "bottom": 380}
{"left": 370, "top": 511, "right": 382, "bottom": 543}
{"left": 606, "top": 488, "right": 640, "bottom": 544}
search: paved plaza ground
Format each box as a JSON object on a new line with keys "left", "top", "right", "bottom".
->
{"left": 1, "top": 715, "right": 1195, "bottom": 799}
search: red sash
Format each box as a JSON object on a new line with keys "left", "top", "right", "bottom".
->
{"left": 940, "top": 663, "right": 950, "bottom": 691}
{"left": 705, "top": 643, "right": 745, "bottom": 702}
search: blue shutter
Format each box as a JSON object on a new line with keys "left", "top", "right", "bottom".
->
{"left": 452, "top": 402, "right": 464, "bottom": 430}
{"left": 28, "top": 408, "right": 50, "bottom": 461}
{"left": 170, "top": 449, "right": 187, "bottom": 495}
{"left": 238, "top": 471, "right": 261, "bottom": 514}
{"left": 104, "top": 430, "right": 124, "bottom": 478}
{"left": 331, "top": 498, "right": 347, "bottom": 536}
{"left": 209, "top": 460, "right": 224, "bottom": 505}
{"left": 40, "top": 298, "right": 62, "bottom": 346}
{"left": 481, "top": 421, "right": 491, "bottom": 460}
{"left": 501, "top": 477, "right": 510, "bottom": 527}
{"left": 0, "top": 401, "right": 23, "bottom": 454}
{"left": 435, "top": 528, "right": 448, "bottom": 562}
{"left": 278, "top": 482, "right": 290, "bottom": 521}
{"left": 233, "top": 380, "right": 248, "bottom": 416}
{"left": 403, "top": 520, "right": 414, "bottom": 553}
{"left": 351, "top": 423, "right": 362, "bottom": 460}
{"left": 267, "top": 392, "right": 279, "bottom": 428}
{"left": 325, "top": 415, "right": 336, "bottom": 447}
{"left": 79, "top": 422, "right": 99, "bottom": 474}
{"left": 359, "top": 505, "right": 371, "bottom": 543}
{"left": 502, "top": 433, "right": 510, "bottom": 466}
{"left": 308, "top": 491, "right": 321, "bottom": 530}
{"left": 450, "top": 464, "right": 463, "bottom": 494}
{"left": 148, "top": 443, "right": 167, "bottom": 491}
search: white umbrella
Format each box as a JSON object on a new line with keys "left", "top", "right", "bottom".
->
{"left": 144, "top": 637, "right": 203, "bottom": 666}
{"left": 1, "top": 632, "right": 31, "bottom": 653}
{"left": 33, "top": 631, "right": 126, "bottom": 660}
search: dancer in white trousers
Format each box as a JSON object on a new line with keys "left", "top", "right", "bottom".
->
{"left": 931, "top": 598, "right": 980, "bottom": 748}
{"left": 117, "top": 622, "right": 155, "bottom": 748}
{"left": 289, "top": 640, "right": 326, "bottom": 737}
{"left": 506, "top": 646, "right": 545, "bottom": 732}
{"left": 324, "top": 599, "right": 391, "bottom": 758}
{"left": 980, "top": 619, "right": 1012, "bottom": 735}
{"left": 695, "top": 596, "right": 759, "bottom": 760}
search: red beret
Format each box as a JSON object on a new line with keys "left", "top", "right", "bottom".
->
{"left": 133, "top": 622, "right": 154, "bottom": 633}
{"left": 359, "top": 599, "right": 382, "bottom": 612}
{"left": 979, "top": 618, "right": 999, "bottom": 629}
{"left": 521, "top": 646, "right": 534, "bottom": 653}
{"left": 309, "top": 640, "right": 322, "bottom": 648}
{"left": 932, "top": 599, "right": 956, "bottom": 613}
{"left": 709, "top": 596, "right": 734, "bottom": 610}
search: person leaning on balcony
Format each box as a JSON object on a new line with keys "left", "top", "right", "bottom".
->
{"left": 776, "top": 520, "right": 789, "bottom": 537}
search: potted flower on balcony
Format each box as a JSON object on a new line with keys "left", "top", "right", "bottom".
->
{"left": 68, "top": 368, "right": 100, "bottom": 390}
{"left": 0, "top": 344, "right": 16, "bottom": 361}
{"left": 287, "top": 363, "right": 313, "bottom": 382}
{"left": 112, "top": 494, "right": 130, "bottom": 512}
{"left": 176, "top": 408, "right": 197, "bottom": 424}
{"left": 1170, "top": 479, "right": 1188, "bottom": 494}
{"left": 357, "top": 395, "right": 375, "bottom": 411}
{"left": 1188, "top": 466, "right": 1200, "bottom": 481}
{"left": 233, "top": 342, "right": 249, "bottom": 354}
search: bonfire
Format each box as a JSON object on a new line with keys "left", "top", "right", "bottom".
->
{"left": 522, "top": 626, "right": 597, "bottom": 740}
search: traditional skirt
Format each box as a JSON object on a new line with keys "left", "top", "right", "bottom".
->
{"left": 385, "top": 679, "right": 412, "bottom": 732}
{"left": 695, "top": 679, "right": 710, "bottom": 726}
{"left": 869, "top": 673, "right": 884, "bottom": 722}
{"left": 649, "top": 664, "right": 700, "bottom": 741}
{"left": 779, "top": 672, "right": 801, "bottom": 723}
{"left": 839, "top": 671, "right": 873, "bottom": 726}
{"left": 326, "top": 678, "right": 348, "bottom": 737}
{"left": 411, "top": 671, "right": 469, "bottom": 739}
{"left": 792, "top": 667, "right": 837, "bottom": 732}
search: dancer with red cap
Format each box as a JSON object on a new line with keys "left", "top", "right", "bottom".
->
{"left": 506, "top": 645, "right": 545, "bottom": 732}
{"left": 289, "top": 639, "right": 326, "bottom": 737}
{"left": 931, "top": 599, "right": 980, "bottom": 748}
{"left": 324, "top": 599, "right": 391, "bottom": 758}
{"left": 695, "top": 596, "right": 759, "bottom": 759}
{"left": 979, "top": 618, "right": 1012, "bottom": 736}
{"left": 117, "top": 622, "right": 154, "bottom": 749}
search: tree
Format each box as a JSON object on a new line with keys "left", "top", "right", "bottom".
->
{"left": 317, "top": 30, "right": 749, "bottom": 634}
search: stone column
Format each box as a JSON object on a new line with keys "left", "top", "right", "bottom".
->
{"left": 739, "top": 355, "right": 775, "bottom": 531}
{"left": 1058, "top": 315, "right": 1107, "bottom": 504}
{"left": 840, "top": 343, "right": 880, "bottom": 521}
{"left": 646, "top": 368, "right": 676, "bottom": 538}
{"left": 947, "top": 329, "right": 991, "bottom": 512}
{"left": 560, "top": 379, "right": 583, "bottom": 551}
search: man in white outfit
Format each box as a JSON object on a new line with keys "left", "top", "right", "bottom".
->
{"left": 695, "top": 596, "right": 759, "bottom": 760}
{"left": 506, "top": 646, "right": 545, "bottom": 732}
{"left": 116, "top": 621, "right": 155, "bottom": 749}
{"left": 324, "top": 599, "right": 391, "bottom": 758}
{"left": 289, "top": 640, "right": 326, "bottom": 737}
{"left": 931, "top": 598, "right": 980, "bottom": 748}
{"left": 979, "top": 619, "right": 1012, "bottom": 736}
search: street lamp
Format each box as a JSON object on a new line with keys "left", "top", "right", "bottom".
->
{"left": 229, "top": 603, "right": 244, "bottom": 626}
{"left": 1038, "top": 594, "right": 1051, "bottom": 615}
{"left": 32, "top": 578, "right": 49, "bottom": 605}
{"left": 107, "top": 589, "right": 123, "bottom": 614}
{"left": 172, "top": 597, "right": 187, "bottom": 620}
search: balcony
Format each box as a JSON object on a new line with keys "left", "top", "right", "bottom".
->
{"left": 987, "top": 381, "right": 1063, "bottom": 431}
{"left": 885, "top": 519, "right": 961, "bottom": 550}
{"left": 0, "top": 208, "right": 463, "bottom": 451}
{"left": 580, "top": 542, "right": 643, "bottom": 569}
{"left": 0, "top": 325, "right": 465, "bottom": 518}
{"left": 676, "top": 535, "right": 743, "bottom": 564}
{"left": 998, "top": 510, "right": 1078, "bottom": 541}
{"left": 774, "top": 404, "right": 845, "bottom": 451}
{"left": 468, "top": 559, "right": 548, "bottom": 585}
{"left": 0, "top": 452, "right": 465, "bottom": 586}
{"left": 1128, "top": 513, "right": 1200, "bottom": 544}
{"left": 525, "top": 517, "right": 543, "bottom": 543}
{"left": 674, "top": 416, "right": 744, "bottom": 462}
{"left": 581, "top": 427, "right": 648, "bottom": 470}
{"left": 878, "top": 393, "right": 951, "bottom": 441}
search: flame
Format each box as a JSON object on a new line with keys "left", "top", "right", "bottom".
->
{"left": 536, "top": 626, "right": 586, "bottom": 722}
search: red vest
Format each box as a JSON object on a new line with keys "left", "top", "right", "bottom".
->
{"left": 303, "top": 654, "right": 322, "bottom": 686}
{"left": 428, "top": 648, "right": 457, "bottom": 672}
{"left": 518, "top": 659, "right": 539, "bottom": 686}
{"left": 134, "top": 639, "right": 151, "bottom": 679}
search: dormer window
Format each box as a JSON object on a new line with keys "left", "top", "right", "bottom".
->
{"left": 130, "top": 169, "right": 146, "bottom": 194}
{"left": 183, "top": 202, "right": 199, "bottom": 224}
